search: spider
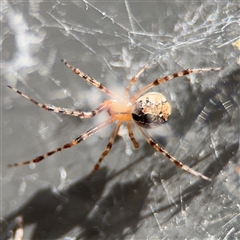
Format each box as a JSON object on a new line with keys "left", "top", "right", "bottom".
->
{"left": 7, "top": 59, "right": 220, "bottom": 181}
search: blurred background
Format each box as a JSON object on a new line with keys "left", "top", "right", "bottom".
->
{"left": 1, "top": 1, "right": 240, "bottom": 239}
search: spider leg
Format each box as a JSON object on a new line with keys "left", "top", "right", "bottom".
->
{"left": 91, "top": 121, "right": 122, "bottom": 174}
{"left": 135, "top": 123, "right": 211, "bottom": 181}
{"left": 124, "top": 61, "right": 151, "bottom": 96}
{"left": 132, "top": 68, "right": 221, "bottom": 102}
{"left": 127, "top": 121, "right": 139, "bottom": 148}
{"left": 7, "top": 85, "right": 109, "bottom": 118}
{"left": 8, "top": 118, "right": 113, "bottom": 167}
{"left": 61, "top": 59, "right": 120, "bottom": 101}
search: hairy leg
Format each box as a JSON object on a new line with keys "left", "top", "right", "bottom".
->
{"left": 8, "top": 119, "right": 114, "bottom": 167}
{"left": 7, "top": 85, "right": 110, "bottom": 118}
{"left": 135, "top": 123, "right": 211, "bottom": 181}
{"left": 91, "top": 121, "right": 122, "bottom": 174}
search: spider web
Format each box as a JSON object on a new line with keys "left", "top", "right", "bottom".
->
{"left": 1, "top": 1, "right": 240, "bottom": 239}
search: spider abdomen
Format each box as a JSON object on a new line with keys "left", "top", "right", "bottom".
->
{"left": 132, "top": 92, "right": 171, "bottom": 128}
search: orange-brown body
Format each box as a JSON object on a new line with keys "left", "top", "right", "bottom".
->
{"left": 107, "top": 92, "right": 171, "bottom": 128}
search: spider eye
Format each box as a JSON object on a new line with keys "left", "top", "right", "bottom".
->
{"left": 132, "top": 92, "right": 171, "bottom": 128}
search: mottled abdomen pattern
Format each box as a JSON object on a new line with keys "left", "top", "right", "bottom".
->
{"left": 132, "top": 92, "right": 171, "bottom": 128}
